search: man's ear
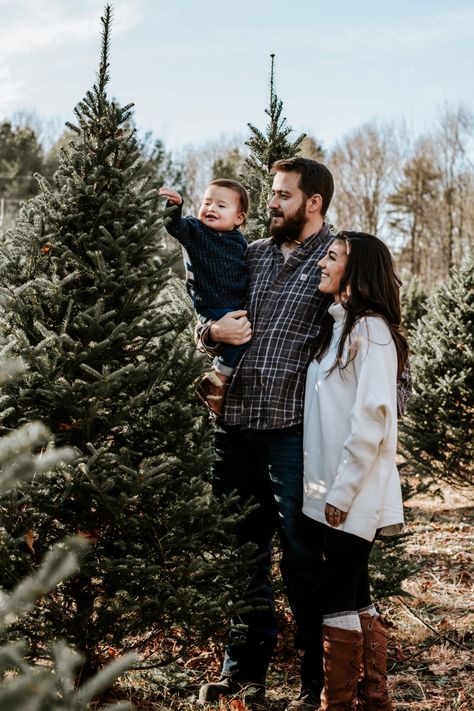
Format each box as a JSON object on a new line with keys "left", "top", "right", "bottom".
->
{"left": 307, "top": 193, "right": 323, "bottom": 214}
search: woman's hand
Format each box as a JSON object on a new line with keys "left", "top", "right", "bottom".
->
{"left": 325, "top": 503, "right": 348, "bottom": 527}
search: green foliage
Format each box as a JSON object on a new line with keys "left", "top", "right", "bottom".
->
{"left": 1, "top": 548, "right": 137, "bottom": 711}
{"left": 0, "top": 364, "right": 136, "bottom": 710}
{"left": 0, "top": 120, "right": 46, "bottom": 234}
{"left": 137, "top": 133, "right": 187, "bottom": 198}
{"left": 400, "top": 257, "right": 474, "bottom": 488}
{"left": 241, "top": 54, "right": 305, "bottom": 241}
{"left": 212, "top": 147, "right": 245, "bottom": 183}
{"left": 400, "top": 276, "right": 428, "bottom": 333}
{"left": 366, "top": 467, "right": 422, "bottom": 600}
{"left": 369, "top": 531, "right": 418, "bottom": 600}
{"left": 0, "top": 121, "right": 44, "bottom": 200}
{"left": 388, "top": 152, "right": 440, "bottom": 277}
{"left": 0, "top": 5, "right": 252, "bottom": 677}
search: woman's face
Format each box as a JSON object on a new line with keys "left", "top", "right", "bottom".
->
{"left": 317, "top": 239, "right": 349, "bottom": 302}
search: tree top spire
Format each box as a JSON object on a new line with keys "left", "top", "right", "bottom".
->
{"left": 98, "top": 4, "right": 113, "bottom": 96}
{"left": 269, "top": 53, "right": 276, "bottom": 104}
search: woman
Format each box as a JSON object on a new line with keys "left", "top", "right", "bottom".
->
{"left": 303, "top": 232, "right": 408, "bottom": 711}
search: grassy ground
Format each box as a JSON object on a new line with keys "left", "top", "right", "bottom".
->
{"left": 110, "top": 482, "right": 473, "bottom": 710}
{"left": 386, "top": 483, "right": 473, "bottom": 710}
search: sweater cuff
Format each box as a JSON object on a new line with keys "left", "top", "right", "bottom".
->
{"left": 194, "top": 319, "right": 222, "bottom": 357}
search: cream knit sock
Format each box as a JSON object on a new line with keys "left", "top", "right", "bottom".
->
{"left": 323, "top": 611, "right": 362, "bottom": 631}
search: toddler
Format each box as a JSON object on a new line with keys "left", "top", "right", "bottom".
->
{"left": 159, "top": 179, "right": 249, "bottom": 416}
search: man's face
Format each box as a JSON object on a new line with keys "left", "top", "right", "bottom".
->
{"left": 268, "top": 170, "right": 308, "bottom": 244}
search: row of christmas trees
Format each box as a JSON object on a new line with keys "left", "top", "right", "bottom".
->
{"left": 0, "top": 5, "right": 472, "bottom": 709}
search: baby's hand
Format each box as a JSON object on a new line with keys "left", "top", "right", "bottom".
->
{"left": 159, "top": 187, "right": 182, "bottom": 205}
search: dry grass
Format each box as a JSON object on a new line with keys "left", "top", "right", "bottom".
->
{"left": 108, "top": 482, "right": 473, "bottom": 710}
{"left": 385, "top": 482, "right": 474, "bottom": 711}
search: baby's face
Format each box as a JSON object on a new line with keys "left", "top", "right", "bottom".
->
{"left": 198, "top": 185, "right": 245, "bottom": 232}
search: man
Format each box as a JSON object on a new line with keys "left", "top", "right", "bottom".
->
{"left": 197, "top": 157, "right": 335, "bottom": 711}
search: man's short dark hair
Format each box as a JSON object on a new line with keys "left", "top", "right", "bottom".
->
{"left": 271, "top": 157, "right": 334, "bottom": 216}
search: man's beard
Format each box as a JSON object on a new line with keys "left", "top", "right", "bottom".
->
{"left": 269, "top": 201, "right": 307, "bottom": 246}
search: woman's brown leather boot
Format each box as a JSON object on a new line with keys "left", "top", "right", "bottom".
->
{"left": 318, "top": 625, "right": 363, "bottom": 710}
{"left": 358, "top": 614, "right": 393, "bottom": 710}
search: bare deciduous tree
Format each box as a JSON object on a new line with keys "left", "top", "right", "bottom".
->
{"left": 328, "top": 122, "right": 398, "bottom": 237}
{"left": 388, "top": 137, "right": 441, "bottom": 279}
{"left": 434, "top": 104, "right": 474, "bottom": 270}
{"left": 175, "top": 135, "right": 246, "bottom": 215}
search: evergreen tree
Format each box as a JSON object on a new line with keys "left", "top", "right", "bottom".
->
{"left": 212, "top": 147, "right": 245, "bottom": 183}
{"left": 387, "top": 149, "right": 440, "bottom": 279}
{"left": 0, "top": 362, "right": 136, "bottom": 711}
{"left": 0, "top": 539, "right": 136, "bottom": 711}
{"left": 0, "top": 6, "right": 251, "bottom": 678}
{"left": 400, "top": 257, "right": 474, "bottom": 488}
{"left": 368, "top": 532, "right": 419, "bottom": 601}
{"left": 241, "top": 54, "right": 305, "bottom": 241}
{"left": 137, "top": 133, "right": 186, "bottom": 198}
{"left": 400, "top": 275, "right": 428, "bottom": 333}
{"left": 0, "top": 120, "right": 45, "bottom": 233}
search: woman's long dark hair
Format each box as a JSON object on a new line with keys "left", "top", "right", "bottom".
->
{"left": 315, "top": 231, "right": 409, "bottom": 378}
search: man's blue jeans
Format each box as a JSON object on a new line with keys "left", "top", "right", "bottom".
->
{"left": 212, "top": 423, "right": 324, "bottom": 687}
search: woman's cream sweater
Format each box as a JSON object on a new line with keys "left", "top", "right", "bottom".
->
{"left": 303, "top": 302, "right": 404, "bottom": 542}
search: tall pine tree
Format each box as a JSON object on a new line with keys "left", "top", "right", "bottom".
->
{"left": 400, "top": 257, "right": 474, "bottom": 488}
{"left": 241, "top": 54, "right": 305, "bottom": 241}
{"left": 0, "top": 6, "right": 251, "bottom": 678}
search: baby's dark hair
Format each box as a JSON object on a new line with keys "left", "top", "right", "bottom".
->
{"left": 209, "top": 179, "right": 250, "bottom": 219}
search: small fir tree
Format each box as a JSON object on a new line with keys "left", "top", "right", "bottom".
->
{"left": 400, "top": 257, "right": 474, "bottom": 488}
{"left": 368, "top": 531, "right": 418, "bottom": 601}
{"left": 0, "top": 362, "right": 136, "bottom": 711}
{"left": 241, "top": 54, "right": 305, "bottom": 241}
{"left": 0, "top": 540, "right": 136, "bottom": 711}
{"left": 0, "top": 6, "right": 251, "bottom": 678}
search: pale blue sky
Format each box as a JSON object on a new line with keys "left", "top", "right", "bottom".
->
{"left": 1, "top": 0, "right": 473, "bottom": 151}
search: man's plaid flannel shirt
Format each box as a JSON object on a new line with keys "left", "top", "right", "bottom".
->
{"left": 198, "top": 224, "right": 334, "bottom": 429}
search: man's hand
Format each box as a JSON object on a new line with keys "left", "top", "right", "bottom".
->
{"left": 159, "top": 186, "right": 182, "bottom": 206}
{"left": 210, "top": 311, "right": 252, "bottom": 345}
{"left": 325, "top": 503, "right": 348, "bottom": 528}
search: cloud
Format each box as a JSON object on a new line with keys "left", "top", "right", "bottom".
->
{"left": 0, "top": 66, "right": 24, "bottom": 110}
{"left": 0, "top": 0, "right": 144, "bottom": 61}
{"left": 0, "top": 0, "right": 145, "bottom": 121}
{"left": 319, "top": 6, "right": 474, "bottom": 58}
